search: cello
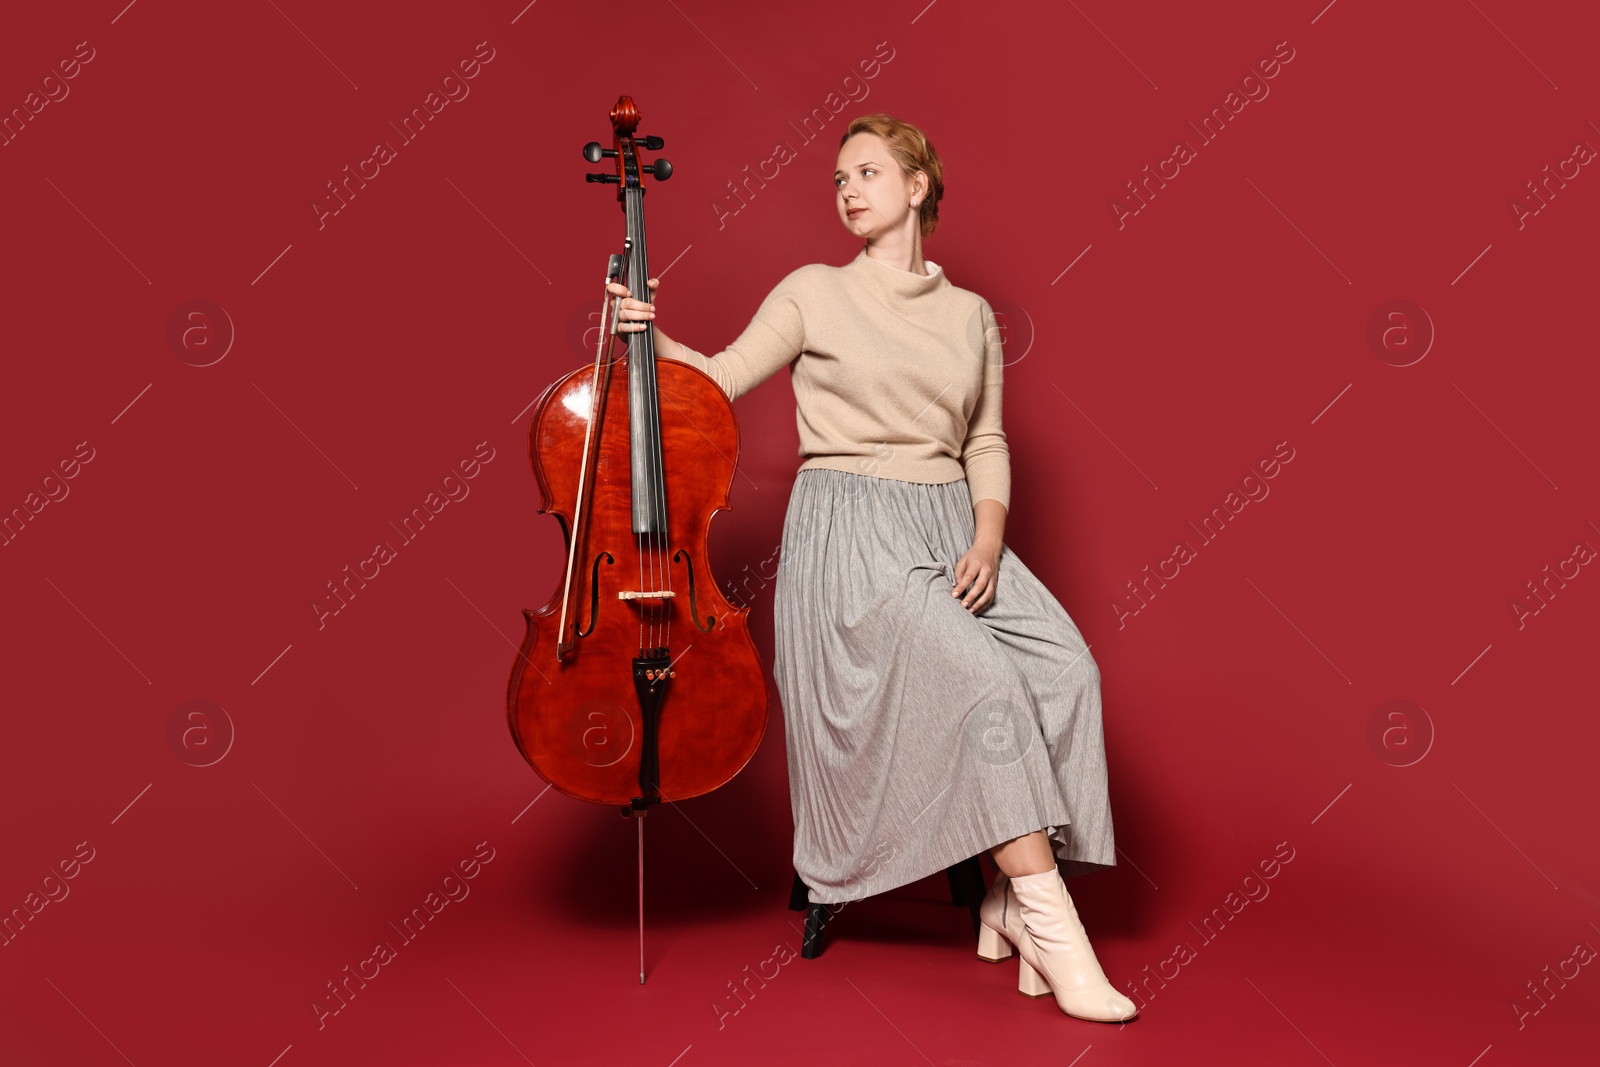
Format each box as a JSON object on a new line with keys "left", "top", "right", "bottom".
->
{"left": 506, "top": 96, "right": 769, "bottom": 982}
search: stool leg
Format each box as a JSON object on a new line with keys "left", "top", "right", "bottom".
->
{"left": 948, "top": 856, "right": 986, "bottom": 936}
{"left": 946, "top": 863, "right": 970, "bottom": 907}
{"left": 947, "top": 855, "right": 986, "bottom": 906}
{"left": 787, "top": 873, "right": 809, "bottom": 912}
{"left": 800, "top": 901, "right": 831, "bottom": 959}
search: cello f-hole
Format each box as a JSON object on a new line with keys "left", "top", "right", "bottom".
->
{"left": 671, "top": 548, "right": 717, "bottom": 633}
{"left": 578, "top": 551, "right": 615, "bottom": 639}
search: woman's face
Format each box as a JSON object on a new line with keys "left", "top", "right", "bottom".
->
{"left": 834, "top": 132, "right": 923, "bottom": 239}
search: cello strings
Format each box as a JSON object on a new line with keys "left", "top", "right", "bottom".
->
{"left": 625, "top": 187, "right": 674, "bottom": 656}
{"left": 628, "top": 277, "right": 648, "bottom": 656}
{"left": 640, "top": 256, "right": 668, "bottom": 654}
{"left": 636, "top": 258, "right": 662, "bottom": 654}
{"left": 650, "top": 378, "right": 666, "bottom": 653}
{"left": 649, "top": 318, "right": 673, "bottom": 652}
{"left": 618, "top": 219, "right": 650, "bottom": 656}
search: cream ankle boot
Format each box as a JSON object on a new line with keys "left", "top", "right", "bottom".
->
{"left": 976, "top": 869, "right": 1138, "bottom": 1023}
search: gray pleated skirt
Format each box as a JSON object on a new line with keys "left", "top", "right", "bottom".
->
{"left": 774, "top": 468, "right": 1116, "bottom": 905}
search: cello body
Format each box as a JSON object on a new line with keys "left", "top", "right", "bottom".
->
{"left": 506, "top": 350, "right": 769, "bottom": 807}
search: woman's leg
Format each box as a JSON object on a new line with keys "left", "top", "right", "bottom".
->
{"left": 982, "top": 826, "right": 1139, "bottom": 1022}
{"left": 989, "top": 828, "right": 1056, "bottom": 877}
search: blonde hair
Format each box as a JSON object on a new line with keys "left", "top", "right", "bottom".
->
{"left": 840, "top": 114, "right": 944, "bottom": 238}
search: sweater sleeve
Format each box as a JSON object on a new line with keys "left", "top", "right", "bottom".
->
{"left": 659, "top": 269, "right": 807, "bottom": 402}
{"left": 961, "top": 299, "right": 1011, "bottom": 512}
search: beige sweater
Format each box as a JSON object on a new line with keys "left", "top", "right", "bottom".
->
{"left": 665, "top": 246, "right": 1010, "bottom": 511}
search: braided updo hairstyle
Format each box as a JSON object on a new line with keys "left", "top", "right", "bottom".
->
{"left": 840, "top": 113, "right": 944, "bottom": 239}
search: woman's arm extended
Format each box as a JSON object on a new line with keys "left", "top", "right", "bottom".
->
{"left": 608, "top": 271, "right": 806, "bottom": 402}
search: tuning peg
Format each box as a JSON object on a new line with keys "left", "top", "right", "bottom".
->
{"left": 586, "top": 173, "right": 621, "bottom": 184}
{"left": 637, "top": 135, "right": 664, "bottom": 150}
{"left": 583, "top": 141, "right": 618, "bottom": 163}
{"left": 645, "top": 159, "right": 673, "bottom": 181}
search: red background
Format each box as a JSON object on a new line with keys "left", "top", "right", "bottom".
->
{"left": 3, "top": 1, "right": 1596, "bottom": 1064}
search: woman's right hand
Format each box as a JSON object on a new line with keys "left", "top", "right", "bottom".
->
{"left": 607, "top": 277, "right": 659, "bottom": 335}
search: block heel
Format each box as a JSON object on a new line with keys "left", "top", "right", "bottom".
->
{"left": 1017, "top": 957, "right": 1053, "bottom": 998}
{"left": 976, "top": 922, "right": 1014, "bottom": 962}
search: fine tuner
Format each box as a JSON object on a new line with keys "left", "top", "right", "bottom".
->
{"left": 584, "top": 138, "right": 673, "bottom": 183}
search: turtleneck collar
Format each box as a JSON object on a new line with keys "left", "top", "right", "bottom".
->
{"left": 848, "top": 245, "right": 948, "bottom": 297}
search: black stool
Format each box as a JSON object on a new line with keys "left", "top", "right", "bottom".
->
{"left": 787, "top": 855, "right": 988, "bottom": 958}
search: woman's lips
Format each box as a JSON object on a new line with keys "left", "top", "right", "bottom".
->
{"left": 846, "top": 208, "right": 865, "bottom": 217}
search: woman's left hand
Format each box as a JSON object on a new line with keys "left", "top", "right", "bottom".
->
{"left": 952, "top": 540, "right": 1001, "bottom": 613}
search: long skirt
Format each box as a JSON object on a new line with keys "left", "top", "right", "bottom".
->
{"left": 773, "top": 468, "right": 1116, "bottom": 905}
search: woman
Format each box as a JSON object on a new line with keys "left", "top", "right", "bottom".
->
{"left": 608, "top": 114, "right": 1137, "bottom": 1025}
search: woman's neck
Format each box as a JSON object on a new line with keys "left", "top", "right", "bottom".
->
{"left": 863, "top": 239, "right": 928, "bottom": 277}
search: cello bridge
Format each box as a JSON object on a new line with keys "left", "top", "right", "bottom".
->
{"left": 616, "top": 590, "right": 677, "bottom": 601}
